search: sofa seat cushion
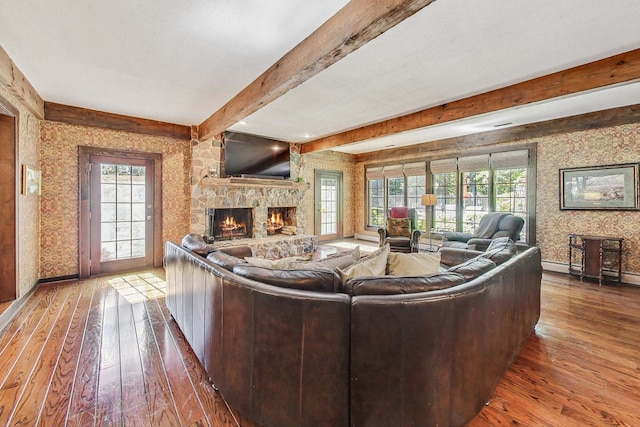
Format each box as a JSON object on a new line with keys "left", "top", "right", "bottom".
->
{"left": 232, "top": 264, "right": 343, "bottom": 293}
{"left": 447, "top": 256, "right": 496, "bottom": 280}
{"left": 206, "top": 250, "right": 247, "bottom": 270}
{"left": 387, "top": 251, "right": 441, "bottom": 276}
{"left": 345, "top": 272, "right": 466, "bottom": 296}
{"left": 182, "top": 233, "right": 216, "bottom": 256}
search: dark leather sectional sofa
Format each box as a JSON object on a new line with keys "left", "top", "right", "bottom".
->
{"left": 164, "top": 238, "right": 542, "bottom": 427}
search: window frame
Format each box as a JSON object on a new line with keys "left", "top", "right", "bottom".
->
{"left": 364, "top": 145, "right": 537, "bottom": 245}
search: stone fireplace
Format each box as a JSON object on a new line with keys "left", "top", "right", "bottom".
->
{"left": 192, "top": 176, "right": 309, "bottom": 240}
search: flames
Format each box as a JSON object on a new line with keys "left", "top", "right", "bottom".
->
{"left": 267, "top": 212, "right": 284, "bottom": 234}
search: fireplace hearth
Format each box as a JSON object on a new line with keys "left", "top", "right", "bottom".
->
{"left": 209, "top": 208, "right": 253, "bottom": 240}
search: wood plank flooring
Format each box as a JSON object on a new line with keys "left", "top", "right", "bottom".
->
{"left": 0, "top": 270, "right": 639, "bottom": 426}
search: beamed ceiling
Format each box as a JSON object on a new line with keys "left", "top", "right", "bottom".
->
{"left": 1, "top": 0, "right": 639, "bottom": 154}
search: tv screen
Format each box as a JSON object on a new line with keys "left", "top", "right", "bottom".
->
{"left": 223, "top": 131, "right": 290, "bottom": 179}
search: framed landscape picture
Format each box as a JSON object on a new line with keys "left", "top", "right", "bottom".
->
{"left": 22, "top": 165, "right": 41, "bottom": 195}
{"left": 560, "top": 163, "right": 639, "bottom": 210}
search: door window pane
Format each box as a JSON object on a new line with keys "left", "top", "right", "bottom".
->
{"left": 100, "top": 163, "right": 147, "bottom": 261}
{"left": 320, "top": 177, "right": 338, "bottom": 235}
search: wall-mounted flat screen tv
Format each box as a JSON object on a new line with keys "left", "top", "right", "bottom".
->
{"left": 223, "top": 131, "right": 290, "bottom": 179}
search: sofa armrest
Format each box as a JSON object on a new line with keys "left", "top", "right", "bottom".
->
{"left": 442, "top": 231, "right": 474, "bottom": 243}
{"left": 377, "top": 228, "right": 387, "bottom": 247}
{"left": 410, "top": 229, "right": 421, "bottom": 253}
{"left": 439, "top": 247, "right": 484, "bottom": 267}
{"left": 219, "top": 245, "right": 253, "bottom": 258}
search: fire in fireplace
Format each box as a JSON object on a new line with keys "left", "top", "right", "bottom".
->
{"left": 267, "top": 207, "right": 296, "bottom": 235}
{"left": 208, "top": 208, "right": 253, "bottom": 240}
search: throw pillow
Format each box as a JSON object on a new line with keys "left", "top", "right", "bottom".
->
{"left": 389, "top": 206, "right": 409, "bottom": 218}
{"left": 387, "top": 251, "right": 441, "bottom": 276}
{"left": 181, "top": 233, "right": 216, "bottom": 256}
{"left": 338, "top": 244, "right": 389, "bottom": 281}
{"left": 386, "top": 218, "right": 410, "bottom": 237}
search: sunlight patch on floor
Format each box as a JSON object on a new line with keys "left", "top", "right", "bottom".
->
{"left": 108, "top": 272, "right": 166, "bottom": 303}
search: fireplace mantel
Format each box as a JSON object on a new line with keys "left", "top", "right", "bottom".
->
{"left": 201, "top": 177, "right": 309, "bottom": 190}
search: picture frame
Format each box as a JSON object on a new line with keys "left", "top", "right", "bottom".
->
{"left": 22, "top": 165, "right": 41, "bottom": 195}
{"left": 560, "top": 163, "right": 639, "bottom": 210}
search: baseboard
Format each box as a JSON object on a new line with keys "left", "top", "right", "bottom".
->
{"left": 38, "top": 274, "right": 80, "bottom": 284}
{"left": 0, "top": 282, "right": 39, "bottom": 332}
{"left": 542, "top": 260, "right": 640, "bottom": 287}
{"left": 354, "top": 233, "right": 378, "bottom": 243}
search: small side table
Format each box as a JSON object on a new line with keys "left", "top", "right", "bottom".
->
{"left": 568, "top": 234, "right": 624, "bottom": 286}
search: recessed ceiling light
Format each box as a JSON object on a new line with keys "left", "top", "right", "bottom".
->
{"left": 303, "top": 133, "right": 312, "bottom": 139}
{"left": 238, "top": 120, "right": 247, "bottom": 125}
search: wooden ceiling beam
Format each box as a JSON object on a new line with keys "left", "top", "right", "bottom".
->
{"left": 45, "top": 102, "right": 192, "bottom": 140}
{"left": 302, "top": 48, "right": 640, "bottom": 154}
{"left": 198, "top": 0, "right": 436, "bottom": 141}
{"left": 354, "top": 104, "right": 640, "bottom": 163}
{"left": 0, "top": 44, "right": 44, "bottom": 119}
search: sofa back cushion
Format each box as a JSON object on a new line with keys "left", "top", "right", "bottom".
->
{"left": 232, "top": 264, "right": 343, "bottom": 293}
{"left": 206, "top": 251, "right": 247, "bottom": 271}
{"left": 345, "top": 272, "right": 466, "bottom": 296}
{"left": 447, "top": 256, "right": 496, "bottom": 280}
{"left": 181, "top": 233, "right": 216, "bottom": 256}
{"left": 481, "top": 237, "right": 517, "bottom": 265}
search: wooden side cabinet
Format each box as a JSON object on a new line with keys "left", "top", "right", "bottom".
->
{"left": 568, "top": 234, "right": 624, "bottom": 286}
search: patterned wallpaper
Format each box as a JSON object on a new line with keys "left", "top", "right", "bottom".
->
{"left": 353, "top": 123, "right": 640, "bottom": 275}
{"left": 40, "top": 121, "right": 191, "bottom": 279}
{"left": 536, "top": 123, "right": 640, "bottom": 273}
{"left": 0, "top": 86, "right": 41, "bottom": 297}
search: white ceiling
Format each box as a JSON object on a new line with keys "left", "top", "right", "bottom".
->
{"left": 1, "top": 0, "right": 640, "bottom": 154}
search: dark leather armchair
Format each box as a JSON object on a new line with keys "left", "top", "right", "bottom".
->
{"left": 377, "top": 207, "right": 421, "bottom": 253}
{"left": 442, "top": 212, "right": 524, "bottom": 251}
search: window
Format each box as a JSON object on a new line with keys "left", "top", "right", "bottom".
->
{"left": 494, "top": 168, "right": 527, "bottom": 228}
{"left": 365, "top": 162, "right": 425, "bottom": 228}
{"left": 407, "top": 175, "right": 426, "bottom": 230}
{"left": 368, "top": 178, "right": 385, "bottom": 227}
{"left": 433, "top": 172, "right": 457, "bottom": 232}
{"left": 462, "top": 171, "right": 490, "bottom": 233}
{"left": 365, "top": 150, "right": 531, "bottom": 242}
{"left": 387, "top": 177, "right": 405, "bottom": 208}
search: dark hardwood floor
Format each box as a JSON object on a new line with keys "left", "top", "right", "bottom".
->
{"left": 0, "top": 269, "right": 639, "bottom": 426}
